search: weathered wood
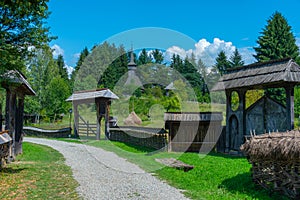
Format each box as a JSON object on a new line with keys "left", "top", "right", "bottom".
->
{"left": 155, "top": 158, "right": 194, "bottom": 172}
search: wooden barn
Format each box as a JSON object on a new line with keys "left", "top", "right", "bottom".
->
{"left": 212, "top": 58, "right": 300, "bottom": 153}
{"left": 164, "top": 112, "right": 223, "bottom": 152}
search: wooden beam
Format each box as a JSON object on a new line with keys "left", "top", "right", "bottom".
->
{"left": 96, "top": 101, "right": 101, "bottom": 140}
{"left": 285, "top": 85, "right": 295, "bottom": 130}
{"left": 73, "top": 103, "right": 79, "bottom": 138}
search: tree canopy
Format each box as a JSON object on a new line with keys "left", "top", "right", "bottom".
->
{"left": 0, "top": 0, "right": 54, "bottom": 72}
{"left": 254, "top": 11, "right": 299, "bottom": 62}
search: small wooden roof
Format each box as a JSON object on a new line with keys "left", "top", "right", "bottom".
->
{"left": 1, "top": 70, "right": 35, "bottom": 96}
{"left": 164, "top": 112, "right": 223, "bottom": 122}
{"left": 66, "top": 88, "right": 119, "bottom": 102}
{"left": 165, "top": 82, "right": 176, "bottom": 90}
{"left": 212, "top": 58, "right": 300, "bottom": 91}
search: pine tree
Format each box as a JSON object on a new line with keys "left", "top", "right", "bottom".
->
{"left": 152, "top": 49, "right": 164, "bottom": 64}
{"left": 137, "top": 49, "right": 152, "bottom": 65}
{"left": 215, "top": 51, "right": 230, "bottom": 75}
{"left": 254, "top": 12, "right": 300, "bottom": 104}
{"left": 56, "top": 54, "right": 69, "bottom": 81}
{"left": 229, "top": 48, "right": 244, "bottom": 68}
{"left": 254, "top": 11, "right": 299, "bottom": 62}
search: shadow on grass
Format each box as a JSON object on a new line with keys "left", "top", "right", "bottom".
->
{"left": 0, "top": 167, "right": 26, "bottom": 174}
{"left": 220, "top": 172, "right": 287, "bottom": 200}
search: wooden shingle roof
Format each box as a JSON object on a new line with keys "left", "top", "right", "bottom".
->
{"left": 1, "top": 70, "right": 36, "bottom": 96}
{"left": 212, "top": 58, "right": 300, "bottom": 91}
{"left": 66, "top": 88, "right": 119, "bottom": 102}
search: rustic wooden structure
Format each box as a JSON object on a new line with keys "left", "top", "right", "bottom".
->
{"left": 241, "top": 131, "right": 300, "bottom": 199}
{"left": 66, "top": 89, "right": 119, "bottom": 140}
{"left": 212, "top": 58, "right": 300, "bottom": 153}
{"left": 164, "top": 112, "right": 223, "bottom": 152}
{"left": 1, "top": 70, "right": 35, "bottom": 159}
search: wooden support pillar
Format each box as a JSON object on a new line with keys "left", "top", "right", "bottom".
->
{"left": 73, "top": 103, "right": 79, "bottom": 138}
{"left": 104, "top": 101, "right": 110, "bottom": 139}
{"left": 6, "top": 88, "right": 16, "bottom": 161}
{"left": 15, "top": 95, "right": 24, "bottom": 155}
{"left": 285, "top": 85, "right": 295, "bottom": 130}
{"left": 225, "top": 90, "right": 231, "bottom": 153}
{"left": 96, "top": 101, "right": 101, "bottom": 140}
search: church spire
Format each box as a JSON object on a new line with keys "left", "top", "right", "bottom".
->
{"left": 128, "top": 48, "right": 136, "bottom": 69}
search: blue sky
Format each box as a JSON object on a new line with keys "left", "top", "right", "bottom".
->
{"left": 48, "top": 0, "right": 300, "bottom": 69}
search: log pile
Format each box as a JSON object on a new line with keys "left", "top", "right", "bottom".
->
{"left": 240, "top": 130, "right": 300, "bottom": 199}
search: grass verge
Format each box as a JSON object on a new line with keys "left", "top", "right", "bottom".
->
{"left": 0, "top": 142, "right": 80, "bottom": 200}
{"left": 59, "top": 138, "right": 286, "bottom": 200}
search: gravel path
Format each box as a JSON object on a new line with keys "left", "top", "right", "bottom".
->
{"left": 24, "top": 137, "right": 189, "bottom": 200}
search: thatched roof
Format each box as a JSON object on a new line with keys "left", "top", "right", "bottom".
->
{"left": 66, "top": 88, "right": 119, "bottom": 102}
{"left": 1, "top": 70, "right": 35, "bottom": 96}
{"left": 240, "top": 130, "right": 300, "bottom": 161}
{"left": 212, "top": 58, "right": 300, "bottom": 91}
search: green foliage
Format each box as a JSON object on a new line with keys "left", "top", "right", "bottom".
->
{"left": 254, "top": 12, "right": 299, "bottom": 62}
{"left": 137, "top": 48, "right": 152, "bottom": 65}
{"left": 215, "top": 50, "right": 231, "bottom": 75}
{"left": 98, "top": 45, "right": 128, "bottom": 89}
{"left": 151, "top": 49, "right": 164, "bottom": 64}
{"left": 45, "top": 77, "right": 71, "bottom": 121}
{"left": 74, "top": 42, "right": 126, "bottom": 91}
{"left": 0, "top": 0, "right": 55, "bottom": 72}
{"left": 229, "top": 48, "right": 244, "bottom": 68}
{"left": 56, "top": 54, "right": 69, "bottom": 81}
{"left": 294, "top": 86, "right": 300, "bottom": 118}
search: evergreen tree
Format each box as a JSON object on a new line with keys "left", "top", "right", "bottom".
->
{"left": 254, "top": 12, "right": 300, "bottom": 103}
{"left": 152, "top": 49, "right": 164, "bottom": 64}
{"left": 56, "top": 54, "right": 69, "bottom": 81}
{"left": 71, "top": 47, "right": 90, "bottom": 90}
{"left": 229, "top": 48, "right": 244, "bottom": 68}
{"left": 137, "top": 49, "right": 152, "bottom": 65}
{"left": 254, "top": 11, "right": 299, "bottom": 62}
{"left": 215, "top": 51, "right": 230, "bottom": 75}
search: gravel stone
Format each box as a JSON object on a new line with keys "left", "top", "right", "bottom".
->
{"left": 24, "top": 137, "right": 189, "bottom": 200}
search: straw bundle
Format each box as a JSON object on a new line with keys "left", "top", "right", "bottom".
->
{"left": 241, "top": 130, "right": 300, "bottom": 199}
{"left": 124, "top": 111, "right": 142, "bottom": 126}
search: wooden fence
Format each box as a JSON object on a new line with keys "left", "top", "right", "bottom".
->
{"left": 77, "top": 115, "right": 97, "bottom": 138}
{"left": 109, "top": 126, "right": 168, "bottom": 150}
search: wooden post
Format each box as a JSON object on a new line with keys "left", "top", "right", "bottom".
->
{"left": 96, "top": 101, "right": 101, "bottom": 140}
{"left": 286, "top": 85, "right": 295, "bottom": 130}
{"left": 225, "top": 90, "right": 231, "bottom": 153}
{"left": 15, "top": 95, "right": 24, "bottom": 155}
{"left": 87, "top": 120, "right": 89, "bottom": 137}
{"left": 104, "top": 101, "right": 110, "bottom": 139}
{"left": 7, "top": 88, "right": 16, "bottom": 161}
{"left": 73, "top": 103, "right": 79, "bottom": 138}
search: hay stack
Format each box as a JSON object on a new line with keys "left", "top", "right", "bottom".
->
{"left": 124, "top": 111, "right": 142, "bottom": 126}
{"left": 241, "top": 130, "right": 300, "bottom": 199}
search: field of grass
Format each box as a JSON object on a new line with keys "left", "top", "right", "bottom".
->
{"left": 0, "top": 142, "right": 80, "bottom": 200}
{"left": 57, "top": 138, "right": 285, "bottom": 200}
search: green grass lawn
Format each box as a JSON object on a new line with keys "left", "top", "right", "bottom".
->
{"left": 0, "top": 142, "right": 80, "bottom": 200}
{"left": 59, "top": 138, "right": 285, "bottom": 200}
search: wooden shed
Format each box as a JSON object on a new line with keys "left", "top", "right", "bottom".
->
{"left": 212, "top": 58, "right": 300, "bottom": 153}
{"left": 164, "top": 112, "right": 223, "bottom": 152}
{"left": 1, "top": 70, "right": 35, "bottom": 159}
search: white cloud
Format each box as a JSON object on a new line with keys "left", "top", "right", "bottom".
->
{"left": 51, "top": 44, "right": 64, "bottom": 58}
{"left": 165, "top": 38, "right": 255, "bottom": 67}
{"left": 65, "top": 64, "right": 75, "bottom": 78}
